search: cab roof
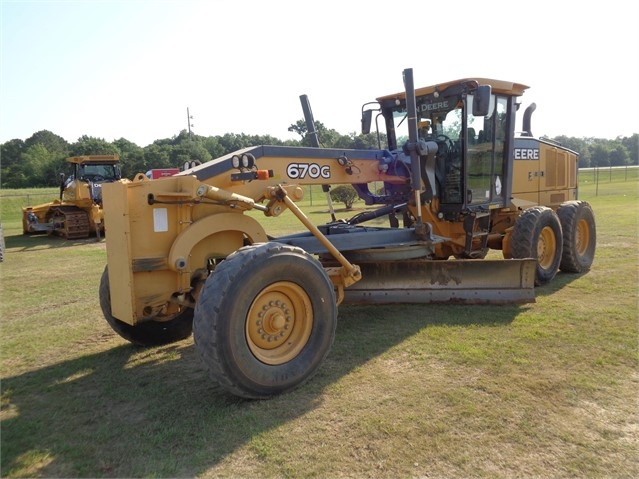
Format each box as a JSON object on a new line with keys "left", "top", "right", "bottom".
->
{"left": 67, "top": 155, "right": 120, "bottom": 164}
{"left": 376, "top": 78, "right": 529, "bottom": 102}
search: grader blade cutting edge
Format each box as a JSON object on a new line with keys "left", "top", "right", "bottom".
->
{"left": 342, "top": 258, "right": 537, "bottom": 305}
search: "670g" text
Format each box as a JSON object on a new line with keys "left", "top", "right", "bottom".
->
{"left": 286, "top": 163, "right": 331, "bottom": 179}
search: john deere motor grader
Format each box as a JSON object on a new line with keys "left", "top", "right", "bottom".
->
{"left": 99, "top": 68, "right": 596, "bottom": 399}
{"left": 22, "top": 155, "right": 121, "bottom": 239}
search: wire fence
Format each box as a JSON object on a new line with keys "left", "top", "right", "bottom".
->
{"left": 580, "top": 165, "right": 638, "bottom": 196}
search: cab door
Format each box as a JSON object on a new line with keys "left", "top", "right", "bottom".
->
{"left": 465, "top": 95, "right": 510, "bottom": 209}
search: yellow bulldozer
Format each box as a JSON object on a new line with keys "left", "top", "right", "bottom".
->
{"left": 99, "top": 69, "right": 596, "bottom": 398}
{"left": 22, "top": 155, "right": 121, "bottom": 239}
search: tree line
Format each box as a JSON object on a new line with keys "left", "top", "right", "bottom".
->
{"left": 1, "top": 121, "right": 637, "bottom": 189}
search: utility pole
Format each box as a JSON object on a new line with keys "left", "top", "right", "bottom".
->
{"left": 187, "top": 108, "right": 194, "bottom": 141}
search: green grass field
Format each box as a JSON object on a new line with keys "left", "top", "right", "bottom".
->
{"left": 1, "top": 169, "right": 637, "bottom": 478}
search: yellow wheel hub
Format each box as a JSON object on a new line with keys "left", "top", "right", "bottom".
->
{"left": 575, "top": 218, "right": 590, "bottom": 256}
{"left": 537, "top": 225, "right": 557, "bottom": 270}
{"left": 246, "top": 281, "right": 313, "bottom": 365}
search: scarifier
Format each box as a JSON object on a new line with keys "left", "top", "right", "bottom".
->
{"left": 99, "top": 68, "right": 596, "bottom": 398}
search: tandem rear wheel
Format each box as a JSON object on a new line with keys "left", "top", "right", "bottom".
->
{"left": 193, "top": 242, "right": 337, "bottom": 399}
{"left": 510, "top": 206, "right": 563, "bottom": 286}
{"left": 557, "top": 200, "right": 596, "bottom": 273}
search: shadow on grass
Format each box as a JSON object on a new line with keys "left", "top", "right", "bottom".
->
{"left": 4, "top": 233, "right": 103, "bottom": 252}
{"left": 533, "top": 271, "right": 585, "bottom": 298}
{"left": 0, "top": 302, "right": 524, "bottom": 478}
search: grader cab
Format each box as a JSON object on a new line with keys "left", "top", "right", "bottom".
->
{"left": 99, "top": 68, "right": 595, "bottom": 398}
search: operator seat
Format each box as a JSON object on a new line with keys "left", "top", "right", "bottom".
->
{"left": 467, "top": 128, "right": 476, "bottom": 145}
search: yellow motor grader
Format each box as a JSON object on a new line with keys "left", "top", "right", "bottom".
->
{"left": 99, "top": 69, "right": 596, "bottom": 398}
{"left": 22, "top": 155, "right": 121, "bottom": 239}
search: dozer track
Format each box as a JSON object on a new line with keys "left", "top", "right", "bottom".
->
{"left": 49, "top": 206, "right": 91, "bottom": 239}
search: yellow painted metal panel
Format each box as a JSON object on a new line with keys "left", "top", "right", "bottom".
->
{"left": 102, "top": 181, "right": 136, "bottom": 324}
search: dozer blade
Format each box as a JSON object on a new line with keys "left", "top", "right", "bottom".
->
{"left": 342, "top": 258, "right": 536, "bottom": 305}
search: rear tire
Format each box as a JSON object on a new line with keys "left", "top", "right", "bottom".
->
{"left": 511, "top": 206, "right": 563, "bottom": 286}
{"left": 193, "top": 242, "right": 337, "bottom": 399}
{"left": 99, "top": 266, "right": 193, "bottom": 346}
{"left": 557, "top": 200, "right": 596, "bottom": 273}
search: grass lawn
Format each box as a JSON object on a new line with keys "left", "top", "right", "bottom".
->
{"left": 1, "top": 169, "right": 637, "bottom": 478}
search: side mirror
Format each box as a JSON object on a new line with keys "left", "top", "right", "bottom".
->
{"left": 472, "top": 85, "right": 491, "bottom": 117}
{"left": 361, "top": 109, "right": 373, "bottom": 135}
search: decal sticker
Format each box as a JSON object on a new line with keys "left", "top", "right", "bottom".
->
{"left": 153, "top": 208, "right": 168, "bottom": 232}
{"left": 514, "top": 148, "right": 540, "bottom": 160}
{"left": 419, "top": 100, "right": 450, "bottom": 112}
{"left": 286, "top": 163, "right": 331, "bottom": 179}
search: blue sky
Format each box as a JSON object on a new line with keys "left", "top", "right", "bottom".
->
{"left": 1, "top": 0, "right": 638, "bottom": 147}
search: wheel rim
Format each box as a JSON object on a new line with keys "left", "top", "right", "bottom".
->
{"left": 246, "top": 281, "right": 313, "bottom": 365}
{"left": 537, "top": 225, "right": 557, "bottom": 270}
{"left": 575, "top": 218, "right": 590, "bottom": 256}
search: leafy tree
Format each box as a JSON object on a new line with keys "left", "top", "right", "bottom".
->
{"left": 1, "top": 132, "right": 68, "bottom": 187}
{"left": 143, "top": 144, "right": 172, "bottom": 172}
{"left": 578, "top": 146, "right": 592, "bottom": 168}
{"left": 148, "top": 131, "right": 214, "bottom": 169}
{"left": 70, "top": 136, "right": 120, "bottom": 157}
{"left": 202, "top": 136, "right": 225, "bottom": 159}
{"left": 352, "top": 132, "right": 384, "bottom": 149}
{"left": 288, "top": 119, "right": 341, "bottom": 147}
{"left": 621, "top": 134, "right": 638, "bottom": 165}
{"left": 218, "top": 133, "right": 251, "bottom": 153}
{"left": 2, "top": 123, "right": 638, "bottom": 187}
{"left": 560, "top": 136, "right": 592, "bottom": 167}
{"left": 170, "top": 141, "right": 212, "bottom": 168}
{"left": 590, "top": 143, "right": 610, "bottom": 167}
{"left": 329, "top": 185, "right": 359, "bottom": 209}
{"left": 21, "top": 143, "right": 59, "bottom": 186}
{"left": 288, "top": 119, "right": 308, "bottom": 139}
{"left": 257, "top": 134, "right": 287, "bottom": 146}
{"left": 281, "top": 138, "right": 302, "bottom": 147}
{"left": 42, "top": 155, "right": 68, "bottom": 186}
{"left": 289, "top": 119, "right": 383, "bottom": 150}
{"left": 172, "top": 130, "right": 192, "bottom": 145}
{"left": 0, "top": 139, "right": 26, "bottom": 187}
{"left": 609, "top": 144, "right": 629, "bottom": 166}
{"left": 151, "top": 136, "right": 177, "bottom": 148}
{"left": 24, "top": 130, "right": 69, "bottom": 156}
{"left": 22, "top": 130, "right": 68, "bottom": 186}
{"left": 212, "top": 132, "right": 289, "bottom": 155}
{"left": 113, "top": 138, "right": 145, "bottom": 179}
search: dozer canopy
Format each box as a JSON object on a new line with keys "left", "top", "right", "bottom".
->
{"left": 67, "top": 155, "right": 120, "bottom": 165}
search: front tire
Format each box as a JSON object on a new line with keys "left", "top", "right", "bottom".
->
{"left": 193, "top": 243, "right": 337, "bottom": 399}
{"left": 557, "top": 200, "right": 596, "bottom": 273}
{"left": 99, "top": 266, "right": 193, "bottom": 346}
{"left": 511, "top": 206, "right": 563, "bottom": 286}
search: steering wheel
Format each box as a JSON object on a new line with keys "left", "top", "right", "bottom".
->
{"left": 83, "top": 174, "right": 105, "bottom": 182}
{"left": 436, "top": 134, "right": 456, "bottom": 153}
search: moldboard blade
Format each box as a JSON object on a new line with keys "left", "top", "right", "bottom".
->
{"left": 342, "top": 258, "right": 536, "bottom": 305}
